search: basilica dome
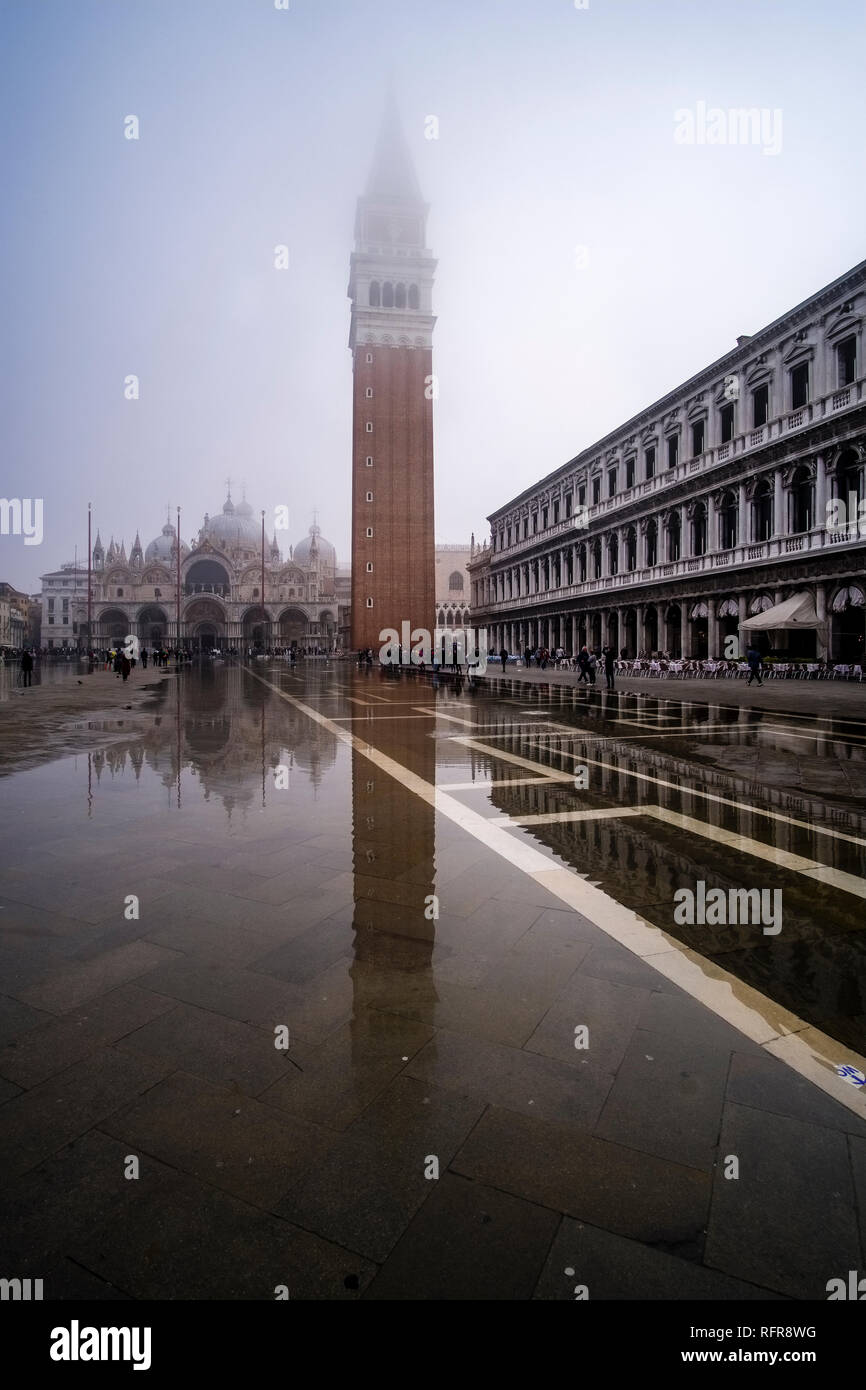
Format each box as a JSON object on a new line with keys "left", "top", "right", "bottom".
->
{"left": 293, "top": 524, "right": 336, "bottom": 571}
{"left": 144, "top": 521, "right": 190, "bottom": 564}
{"left": 203, "top": 492, "right": 261, "bottom": 549}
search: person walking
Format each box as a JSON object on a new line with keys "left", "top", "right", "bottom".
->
{"left": 20, "top": 649, "right": 33, "bottom": 687}
{"left": 587, "top": 650, "right": 597, "bottom": 685}
{"left": 524, "top": 646, "right": 532, "bottom": 669}
{"left": 577, "top": 645, "right": 590, "bottom": 683}
{"left": 746, "top": 645, "right": 763, "bottom": 687}
{"left": 121, "top": 653, "right": 131, "bottom": 682}
{"left": 499, "top": 646, "right": 508, "bottom": 672}
{"left": 603, "top": 645, "right": 615, "bottom": 690}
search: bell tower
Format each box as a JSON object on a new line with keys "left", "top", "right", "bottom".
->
{"left": 348, "top": 91, "right": 436, "bottom": 652}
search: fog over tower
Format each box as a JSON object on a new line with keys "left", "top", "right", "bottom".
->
{"left": 348, "top": 91, "right": 437, "bottom": 652}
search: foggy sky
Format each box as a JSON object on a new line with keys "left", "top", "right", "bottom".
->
{"left": 2, "top": 0, "right": 864, "bottom": 592}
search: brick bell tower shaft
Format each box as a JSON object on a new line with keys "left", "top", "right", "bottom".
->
{"left": 348, "top": 90, "right": 436, "bottom": 653}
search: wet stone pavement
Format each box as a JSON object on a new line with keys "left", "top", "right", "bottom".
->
{"left": 0, "top": 658, "right": 865, "bottom": 1300}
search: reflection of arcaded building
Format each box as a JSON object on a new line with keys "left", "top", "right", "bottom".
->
{"left": 80, "top": 489, "right": 348, "bottom": 652}
{"left": 460, "top": 688, "right": 866, "bottom": 1050}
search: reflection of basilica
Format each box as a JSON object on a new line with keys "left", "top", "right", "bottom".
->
{"left": 85, "top": 664, "right": 339, "bottom": 819}
{"left": 85, "top": 488, "right": 349, "bottom": 652}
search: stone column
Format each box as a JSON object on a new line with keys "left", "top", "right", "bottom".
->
{"left": 773, "top": 469, "right": 784, "bottom": 538}
{"left": 706, "top": 493, "right": 717, "bottom": 553}
{"left": 737, "top": 593, "right": 748, "bottom": 658}
{"left": 680, "top": 503, "right": 689, "bottom": 559}
{"left": 738, "top": 482, "right": 749, "bottom": 547}
{"left": 815, "top": 453, "right": 827, "bottom": 532}
{"left": 707, "top": 598, "right": 718, "bottom": 661}
{"left": 636, "top": 604, "right": 645, "bottom": 656}
{"left": 571, "top": 612, "right": 578, "bottom": 656}
{"left": 681, "top": 603, "right": 692, "bottom": 658}
{"left": 815, "top": 582, "right": 828, "bottom": 659}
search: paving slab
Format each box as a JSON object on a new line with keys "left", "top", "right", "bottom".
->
{"left": 704, "top": 1102, "right": 862, "bottom": 1299}
{"left": 364, "top": 1172, "right": 559, "bottom": 1300}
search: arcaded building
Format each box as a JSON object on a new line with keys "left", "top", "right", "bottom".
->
{"left": 63, "top": 490, "right": 347, "bottom": 652}
{"left": 469, "top": 260, "right": 866, "bottom": 663}
{"left": 435, "top": 543, "right": 473, "bottom": 629}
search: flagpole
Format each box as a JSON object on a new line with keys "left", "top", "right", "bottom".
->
{"left": 87, "top": 503, "right": 92, "bottom": 670}
{"left": 177, "top": 505, "right": 182, "bottom": 656}
{"left": 261, "top": 510, "right": 266, "bottom": 652}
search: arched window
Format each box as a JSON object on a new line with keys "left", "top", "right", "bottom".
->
{"left": 692, "top": 501, "right": 707, "bottom": 556}
{"left": 408, "top": 284, "right": 419, "bottom": 310}
{"left": 626, "top": 527, "right": 637, "bottom": 571}
{"left": 578, "top": 544, "right": 587, "bottom": 582}
{"left": 835, "top": 449, "right": 863, "bottom": 513}
{"left": 608, "top": 534, "right": 619, "bottom": 575}
{"left": 719, "top": 491, "right": 737, "bottom": 550}
{"left": 667, "top": 512, "right": 681, "bottom": 562}
{"left": 369, "top": 282, "right": 380, "bottom": 307}
{"left": 753, "top": 479, "right": 773, "bottom": 541}
{"left": 448, "top": 570, "right": 464, "bottom": 592}
{"left": 382, "top": 282, "right": 394, "bottom": 308}
{"left": 645, "top": 519, "right": 658, "bottom": 567}
{"left": 591, "top": 541, "right": 602, "bottom": 580}
{"left": 790, "top": 465, "right": 813, "bottom": 534}
{"left": 395, "top": 283, "right": 406, "bottom": 309}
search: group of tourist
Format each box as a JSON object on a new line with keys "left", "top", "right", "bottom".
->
{"left": 508, "top": 645, "right": 618, "bottom": 688}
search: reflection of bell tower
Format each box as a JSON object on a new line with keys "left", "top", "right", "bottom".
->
{"left": 349, "top": 728, "right": 438, "bottom": 1022}
{"left": 348, "top": 89, "right": 436, "bottom": 652}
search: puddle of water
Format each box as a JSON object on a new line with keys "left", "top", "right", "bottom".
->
{"left": 0, "top": 663, "right": 864, "bottom": 1054}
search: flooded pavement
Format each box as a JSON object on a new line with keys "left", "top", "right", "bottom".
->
{"left": 1, "top": 660, "right": 865, "bottom": 1300}
{"left": 0, "top": 656, "right": 91, "bottom": 700}
{"left": 0, "top": 668, "right": 164, "bottom": 772}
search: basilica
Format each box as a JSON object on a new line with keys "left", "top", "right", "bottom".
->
{"left": 83, "top": 489, "right": 348, "bottom": 652}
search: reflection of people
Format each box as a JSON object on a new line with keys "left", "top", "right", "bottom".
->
{"left": 20, "top": 649, "right": 33, "bottom": 686}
